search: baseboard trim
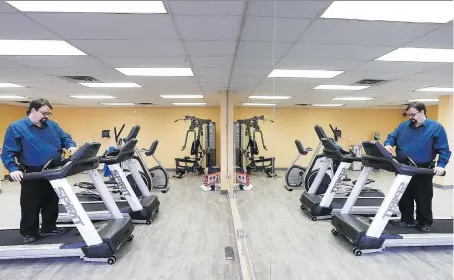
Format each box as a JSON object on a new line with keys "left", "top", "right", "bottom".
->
{"left": 433, "top": 183, "right": 454, "bottom": 190}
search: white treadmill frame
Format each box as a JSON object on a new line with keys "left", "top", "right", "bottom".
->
{"left": 0, "top": 176, "right": 120, "bottom": 262}
{"left": 305, "top": 159, "right": 385, "bottom": 220}
{"left": 339, "top": 169, "right": 453, "bottom": 254}
{"left": 58, "top": 160, "right": 147, "bottom": 223}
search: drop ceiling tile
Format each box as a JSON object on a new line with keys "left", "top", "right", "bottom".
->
{"left": 349, "top": 61, "right": 445, "bottom": 75}
{"left": 0, "top": 58, "right": 24, "bottom": 68}
{"left": 0, "top": 1, "right": 19, "bottom": 12}
{"left": 0, "top": 67, "right": 54, "bottom": 82}
{"left": 168, "top": 1, "right": 244, "bottom": 16}
{"left": 185, "top": 41, "right": 237, "bottom": 56}
{"left": 242, "top": 16, "right": 312, "bottom": 42}
{"left": 27, "top": 13, "right": 179, "bottom": 40}
{"left": 174, "top": 15, "right": 241, "bottom": 40}
{"left": 286, "top": 43, "right": 395, "bottom": 61}
{"left": 405, "top": 23, "right": 453, "bottom": 49}
{"left": 99, "top": 56, "right": 191, "bottom": 68}
{"left": 37, "top": 67, "right": 126, "bottom": 81}
{"left": 247, "top": 1, "right": 330, "bottom": 18}
{"left": 69, "top": 40, "right": 186, "bottom": 57}
{"left": 236, "top": 41, "right": 293, "bottom": 57}
{"left": 190, "top": 56, "right": 233, "bottom": 68}
{"left": 5, "top": 56, "right": 107, "bottom": 68}
{"left": 275, "top": 58, "right": 365, "bottom": 71}
{"left": 300, "top": 19, "right": 442, "bottom": 47}
{"left": 0, "top": 13, "right": 59, "bottom": 39}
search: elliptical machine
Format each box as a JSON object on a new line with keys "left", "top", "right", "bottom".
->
{"left": 173, "top": 115, "right": 216, "bottom": 179}
{"left": 235, "top": 115, "right": 276, "bottom": 178}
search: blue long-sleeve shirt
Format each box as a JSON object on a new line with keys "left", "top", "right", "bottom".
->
{"left": 1, "top": 117, "right": 76, "bottom": 172}
{"left": 384, "top": 119, "right": 451, "bottom": 168}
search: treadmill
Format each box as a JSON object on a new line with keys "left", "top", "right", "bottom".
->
{"left": 0, "top": 142, "right": 134, "bottom": 264}
{"left": 300, "top": 132, "right": 386, "bottom": 221}
{"left": 331, "top": 141, "right": 452, "bottom": 256}
{"left": 58, "top": 135, "right": 160, "bottom": 225}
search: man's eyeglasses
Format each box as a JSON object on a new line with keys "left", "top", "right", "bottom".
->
{"left": 38, "top": 110, "right": 52, "bottom": 117}
{"left": 405, "top": 111, "right": 420, "bottom": 118}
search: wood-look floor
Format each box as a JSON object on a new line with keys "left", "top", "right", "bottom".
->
{"left": 0, "top": 173, "right": 240, "bottom": 280}
{"left": 236, "top": 170, "right": 453, "bottom": 280}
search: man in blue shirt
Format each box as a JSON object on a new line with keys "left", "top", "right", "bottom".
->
{"left": 1, "top": 99, "right": 77, "bottom": 243}
{"left": 384, "top": 101, "right": 451, "bottom": 232}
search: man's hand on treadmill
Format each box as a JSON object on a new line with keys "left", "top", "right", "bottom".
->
{"left": 434, "top": 166, "right": 445, "bottom": 176}
{"left": 9, "top": 171, "right": 23, "bottom": 182}
{"left": 384, "top": 145, "right": 393, "bottom": 154}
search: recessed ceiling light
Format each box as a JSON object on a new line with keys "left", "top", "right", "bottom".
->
{"left": 172, "top": 102, "right": 206, "bottom": 106}
{"left": 0, "top": 95, "right": 28, "bottom": 99}
{"left": 248, "top": 96, "right": 293, "bottom": 100}
{"left": 268, "top": 69, "right": 344, "bottom": 78}
{"left": 414, "top": 87, "right": 454, "bottom": 93}
{"left": 70, "top": 95, "right": 117, "bottom": 99}
{"left": 0, "top": 40, "right": 86, "bottom": 56}
{"left": 332, "top": 97, "right": 375, "bottom": 101}
{"left": 376, "top": 48, "right": 454, "bottom": 63}
{"left": 99, "top": 102, "right": 136, "bottom": 106}
{"left": 0, "top": 83, "right": 25, "bottom": 88}
{"left": 242, "top": 103, "right": 276, "bottom": 106}
{"left": 160, "top": 95, "right": 204, "bottom": 99}
{"left": 78, "top": 82, "right": 141, "bottom": 88}
{"left": 312, "top": 104, "right": 345, "bottom": 107}
{"left": 314, "top": 85, "right": 370, "bottom": 90}
{"left": 6, "top": 1, "right": 167, "bottom": 14}
{"left": 321, "top": 1, "right": 453, "bottom": 23}
{"left": 116, "top": 68, "right": 194, "bottom": 77}
{"left": 408, "top": 98, "right": 440, "bottom": 102}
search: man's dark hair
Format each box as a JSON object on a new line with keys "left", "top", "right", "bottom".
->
{"left": 26, "top": 98, "right": 53, "bottom": 116}
{"left": 406, "top": 101, "right": 427, "bottom": 116}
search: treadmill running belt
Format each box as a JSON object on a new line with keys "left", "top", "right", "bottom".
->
{"left": 331, "top": 197, "right": 383, "bottom": 209}
{"left": 0, "top": 228, "right": 81, "bottom": 246}
{"left": 383, "top": 219, "right": 454, "bottom": 235}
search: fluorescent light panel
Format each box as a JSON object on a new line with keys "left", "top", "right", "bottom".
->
{"left": 268, "top": 69, "right": 344, "bottom": 78}
{"left": 0, "top": 95, "right": 28, "bottom": 99}
{"left": 0, "top": 83, "right": 25, "bottom": 88}
{"left": 78, "top": 82, "right": 141, "bottom": 88}
{"left": 248, "top": 96, "right": 292, "bottom": 100}
{"left": 6, "top": 1, "right": 167, "bottom": 14}
{"left": 415, "top": 87, "right": 454, "bottom": 93}
{"left": 116, "top": 68, "right": 194, "bottom": 77}
{"left": 172, "top": 103, "right": 206, "bottom": 106}
{"left": 376, "top": 48, "right": 454, "bottom": 63}
{"left": 160, "top": 95, "right": 204, "bottom": 99}
{"left": 408, "top": 98, "right": 440, "bottom": 102}
{"left": 332, "top": 97, "right": 375, "bottom": 101}
{"left": 312, "top": 104, "right": 345, "bottom": 107}
{"left": 242, "top": 103, "right": 276, "bottom": 106}
{"left": 314, "top": 85, "right": 370, "bottom": 90}
{"left": 100, "top": 102, "right": 136, "bottom": 106}
{"left": 70, "top": 95, "right": 116, "bottom": 99}
{"left": 0, "top": 40, "right": 86, "bottom": 56}
{"left": 321, "top": 1, "right": 454, "bottom": 23}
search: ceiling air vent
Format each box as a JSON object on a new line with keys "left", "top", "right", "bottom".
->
{"left": 15, "top": 100, "right": 31, "bottom": 104}
{"left": 295, "top": 103, "right": 311, "bottom": 106}
{"left": 354, "top": 79, "right": 388, "bottom": 86}
{"left": 60, "top": 76, "right": 100, "bottom": 83}
{"left": 137, "top": 102, "right": 155, "bottom": 105}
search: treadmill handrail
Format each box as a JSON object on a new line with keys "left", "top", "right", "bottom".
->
{"left": 19, "top": 142, "right": 102, "bottom": 181}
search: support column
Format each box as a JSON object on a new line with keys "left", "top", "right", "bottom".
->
{"left": 220, "top": 90, "right": 234, "bottom": 192}
{"left": 434, "top": 95, "right": 453, "bottom": 189}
